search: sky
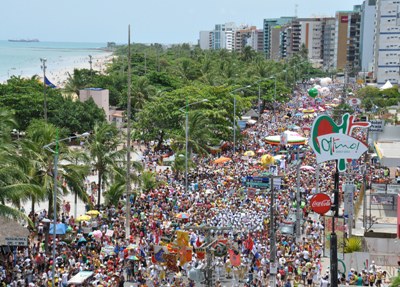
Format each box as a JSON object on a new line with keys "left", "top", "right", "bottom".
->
{"left": 1, "top": 0, "right": 363, "bottom": 44}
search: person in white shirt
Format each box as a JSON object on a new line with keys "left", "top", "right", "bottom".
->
{"left": 320, "top": 275, "right": 329, "bottom": 287}
{"left": 61, "top": 272, "right": 68, "bottom": 287}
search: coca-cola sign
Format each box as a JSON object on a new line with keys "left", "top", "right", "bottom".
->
{"left": 310, "top": 193, "right": 332, "bottom": 215}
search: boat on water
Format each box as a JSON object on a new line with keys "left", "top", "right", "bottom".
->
{"left": 8, "top": 39, "right": 39, "bottom": 42}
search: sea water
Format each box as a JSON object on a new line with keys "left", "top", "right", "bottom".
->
{"left": 0, "top": 40, "right": 109, "bottom": 83}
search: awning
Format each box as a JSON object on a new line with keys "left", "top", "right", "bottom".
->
{"left": 374, "top": 141, "right": 400, "bottom": 167}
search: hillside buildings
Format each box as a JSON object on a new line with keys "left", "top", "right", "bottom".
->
{"left": 198, "top": 0, "right": 400, "bottom": 86}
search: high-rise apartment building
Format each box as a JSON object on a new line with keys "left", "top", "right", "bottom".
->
{"left": 373, "top": 0, "right": 400, "bottom": 86}
{"left": 332, "top": 7, "right": 362, "bottom": 73}
{"left": 263, "top": 17, "right": 295, "bottom": 58}
{"left": 360, "top": 0, "right": 377, "bottom": 72}
{"left": 199, "top": 22, "right": 263, "bottom": 52}
{"left": 234, "top": 26, "right": 264, "bottom": 53}
{"left": 322, "top": 18, "right": 337, "bottom": 71}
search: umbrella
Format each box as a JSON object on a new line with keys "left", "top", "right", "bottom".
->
{"left": 49, "top": 223, "right": 67, "bottom": 235}
{"left": 294, "top": 112, "right": 303, "bottom": 117}
{"left": 300, "top": 165, "right": 315, "bottom": 172}
{"left": 126, "top": 244, "right": 138, "bottom": 250}
{"left": 86, "top": 210, "right": 100, "bottom": 216}
{"left": 260, "top": 154, "right": 275, "bottom": 166}
{"left": 78, "top": 237, "right": 87, "bottom": 243}
{"left": 176, "top": 212, "right": 190, "bottom": 219}
{"left": 213, "top": 157, "right": 232, "bottom": 164}
{"left": 128, "top": 255, "right": 139, "bottom": 261}
{"left": 244, "top": 150, "right": 255, "bottom": 157}
{"left": 76, "top": 215, "right": 91, "bottom": 222}
{"left": 92, "top": 230, "right": 103, "bottom": 239}
{"left": 256, "top": 148, "right": 266, "bottom": 154}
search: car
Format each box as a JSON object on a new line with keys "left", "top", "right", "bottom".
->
{"left": 278, "top": 223, "right": 295, "bottom": 237}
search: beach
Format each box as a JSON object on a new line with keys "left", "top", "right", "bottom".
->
{"left": 0, "top": 40, "right": 114, "bottom": 86}
{"left": 44, "top": 52, "right": 114, "bottom": 88}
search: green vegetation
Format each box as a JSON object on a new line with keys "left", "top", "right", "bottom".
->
{"left": 0, "top": 76, "right": 105, "bottom": 132}
{"left": 357, "top": 86, "right": 400, "bottom": 109}
{"left": 344, "top": 236, "right": 362, "bottom": 253}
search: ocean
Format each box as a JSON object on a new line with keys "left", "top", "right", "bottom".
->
{"left": 0, "top": 40, "right": 110, "bottom": 83}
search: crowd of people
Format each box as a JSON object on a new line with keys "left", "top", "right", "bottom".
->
{"left": 0, "top": 80, "right": 394, "bottom": 287}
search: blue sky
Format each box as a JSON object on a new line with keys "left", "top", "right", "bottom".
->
{"left": 1, "top": 0, "right": 363, "bottom": 44}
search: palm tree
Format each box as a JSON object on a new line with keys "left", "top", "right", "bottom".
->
{"left": 0, "top": 109, "right": 42, "bottom": 222}
{"left": 132, "top": 77, "right": 155, "bottom": 112}
{"left": 103, "top": 163, "right": 142, "bottom": 207}
{"left": 21, "top": 120, "right": 90, "bottom": 217}
{"left": 63, "top": 149, "right": 91, "bottom": 217}
{"left": 172, "top": 110, "right": 216, "bottom": 155}
{"left": 85, "top": 122, "right": 125, "bottom": 210}
{"left": 64, "top": 68, "right": 94, "bottom": 96}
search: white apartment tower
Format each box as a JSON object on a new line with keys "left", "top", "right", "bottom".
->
{"left": 373, "top": 0, "right": 400, "bottom": 86}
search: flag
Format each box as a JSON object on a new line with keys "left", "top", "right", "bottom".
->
{"left": 44, "top": 76, "right": 56, "bottom": 88}
{"left": 163, "top": 253, "right": 179, "bottom": 272}
{"left": 154, "top": 245, "right": 168, "bottom": 263}
{"left": 213, "top": 242, "right": 227, "bottom": 257}
{"left": 178, "top": 247, "right": 193, "bottom": 266}
{"left": 244, "top": 234, "right": 254, "bottom": 251}
{"left": 176, "top": 230, "right": 189, "bottom": 247}
{"left": 195, "top": 237, "right": 202, "bottom": 248}
{"left": 229, "top": 249, "right": 241, "bottom": 267}
{"left": 195, "top": 248, "right": 206, "bottom": 260}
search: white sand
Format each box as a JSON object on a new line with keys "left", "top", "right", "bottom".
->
{"left": 46, "top": 52, "right": 114, "bottom": 88}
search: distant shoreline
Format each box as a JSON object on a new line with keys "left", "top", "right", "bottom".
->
{"left": 1, "top": 51, "right": 114, "bottom": 87}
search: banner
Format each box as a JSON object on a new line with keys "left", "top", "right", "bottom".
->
{"left": 309, "top": 113, "right": 370, "bottom": 172}
{"left": 386, "top": 184, "right": 400, "bottom": 194}
{"left": 313, "top": 133, "right": 368, "bottom": 164}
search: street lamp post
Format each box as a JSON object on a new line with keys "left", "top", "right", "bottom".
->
{"left": 89, "top": 55, "right": 93, "bottom": 72}
{"left": 269, "top": 76, "right": 277, "bottom": 113}
{"left": 43, "top": 131, "right": 90, "bottom": 287}
{"left": 40, "top": 58, "right": 47, "bottom": 121}
{"left": 179, "top": 98, "right": 208, "bottom": 193}
{"left": 231, "top": 85, "right": 251, "bottom": 155}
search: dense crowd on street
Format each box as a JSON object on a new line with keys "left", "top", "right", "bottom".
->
{"left": 0, "top": 80, "right": 395, "bottom": 287}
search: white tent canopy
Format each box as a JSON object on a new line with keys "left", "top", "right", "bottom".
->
{"left": 380, "top": 80, "right": 393, "bottom": 91}
{"left": 67, "top": 271, "right": 93, "bottom": 285}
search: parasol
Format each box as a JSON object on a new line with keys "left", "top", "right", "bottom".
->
{"left": 76, "top": 215, "right": 91, "bottom": 222}
{"left": 176, "top": 212, "right": 190, "bottom": 219}
{"left": 213, "top": 157, "right": 232, "bottom": 164}
{"left": 86, "top": 210, "right": 100, "bottom": 216}
{"left": 300, "top": 165, "right": 315, "bottom": 172}
{"left": 244, "top": 150, "right": 255, "bottom": 157}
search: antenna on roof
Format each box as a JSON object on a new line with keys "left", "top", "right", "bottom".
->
{"left": 295, "top": 3, "right": 298, "bottom": 17}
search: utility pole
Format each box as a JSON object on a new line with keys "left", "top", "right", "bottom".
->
{"left": 330, "top": 162, "right": 340, "bottom": 287}
{"left": 295, "top": 148, "right": 302, "bottom": 239}
{"left": 40, "top": 58, "right": 47, "bottom": 121}
{"left": 125, "top": 25, "right": 132, "bottom": 240}
{"left": 183, "top": 225, "right": 232, "bottom": 287}
{"left": 269, "top": 173, "right": 282, "bottom": 287}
